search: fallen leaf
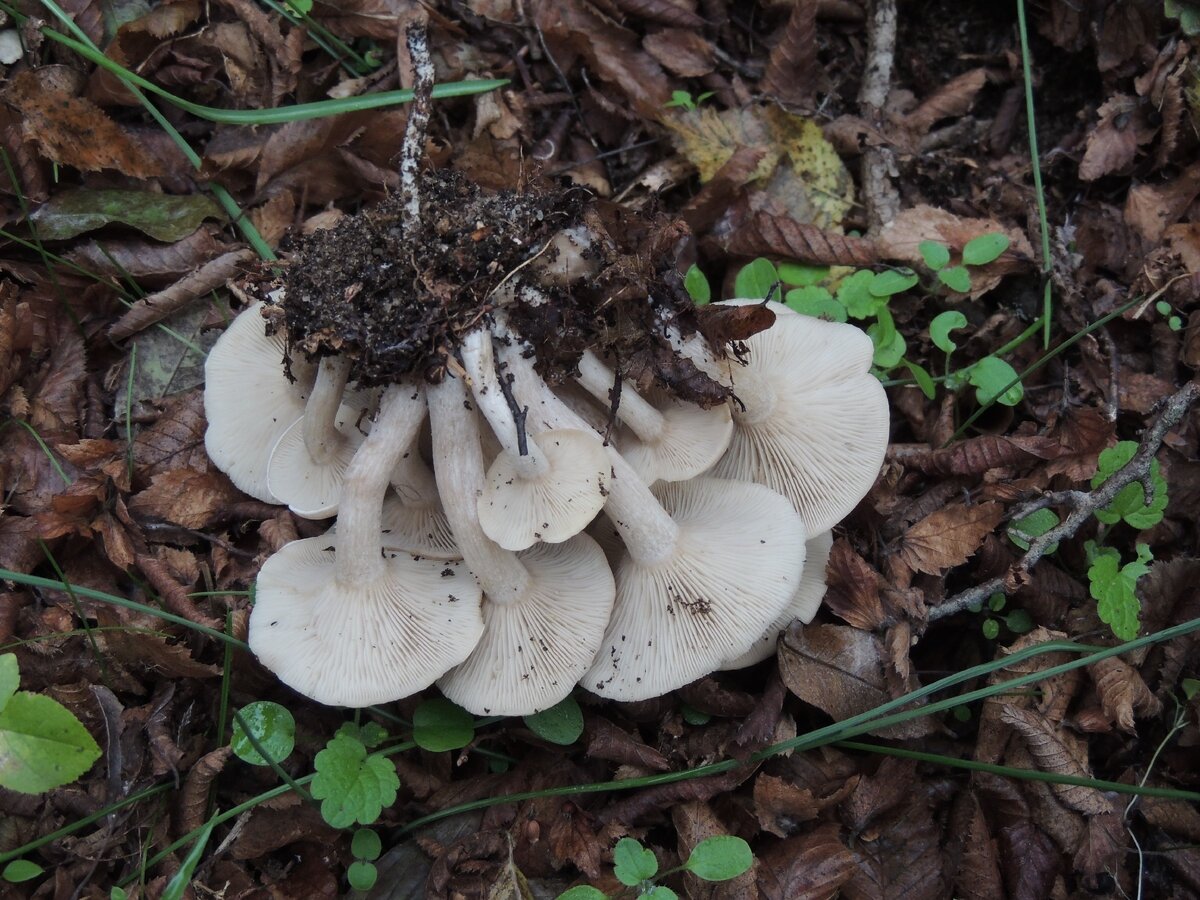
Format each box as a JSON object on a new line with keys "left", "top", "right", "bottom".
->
{"left": 998, "top": 706, "right": 1113, "bottom": 815}
{"left": 897, "top": 501, "right": 1004, "bottom": 575}
{"left": 756, "top": 822, "right": 855, "bottom": 900}
{"left": 752, "top": 773, "right": 821, "bottom": 836}
{"left": 129, "top": 467, "right": 244, "bottom": 529}
{"left": 903, "top": 68, "right": 988, "bottom": 133}
{"left": 954, "top": 791, "right": 1004, "bottom": 900}
{"left": 822, "top": 539, "right": 888, "bottom": 629}
{"left": 778, "top": 623, "right": 934, "bottom": 739}
{"left": 1078, "top": 94, "right": 1156, "bottom": 181}
{"left": 844, "top": 796, "right": 946, "bottom": 900}
{"left": 29, "top": 189, "right": 225, "bottom": 242}
{"left": 1088, "top": 656, "right": 1161, "bottom": 732}
{"left": 643, "top": 29, "right": 715, "bottom": 78}
{"left": 3, "top": 70, "right": 166, "bottom": 177}
{"left": 584, "top": 716, "right": 670, "bottom": 771}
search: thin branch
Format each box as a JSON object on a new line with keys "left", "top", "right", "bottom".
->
{"left": 930, "top": 381, "right": 1199, "bottom": 622}
{"left": 399, "top": 23, "right": 434, "bottom": 227}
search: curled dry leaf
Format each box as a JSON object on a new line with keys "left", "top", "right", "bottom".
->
{"left": 897, "top": 500, "right": 1004, "bottom": 575}
{"left": 584, "top": 716, "right": 670, "bottom": 771}
{"left": 902, "top": 68, "right": 988, "bottom": 134}
{"left": 230, "top": 805, "right": 340, "bottom": 860}
{"left": 778, "top": 623, "right": 935, "bottom": 739}
{"left": 759, "top": 0, "right": 818, "bottom": 107}
{"left": 954, "top": 791, "right": 1004, "bottom": 900}
{"left": 1078, "top": 94, "right": 1156, "bottom": 182}
{"left": 643, "top": 28, "right": 715, "bottom": 78}
{"left": 720, "top": 209, "right": 878, "bottom": 266}
{"left": 753, "top": 773, "right": 822, "bottom": 836}
{"left": 3, "top": 70, "right": 166, "bottom": 177}
{"left": 611, "top": 0, "right": 705, "bottom": 28}
{"left": 889, "top": 433, "right": 1063, "bottom": 477}
{"left": 823, "top": 538, "right": 888, "bottom": 630}
{"left": 175, "top": 746, "right": 232, "bottom": 837}
{"left": 1088, "top": 655, "right": 1161, "bottom": 732}
{"left": 129, "top": 467, "right": 245, "bottom": 530}
{"left": 998, "top": 705, "right": 1113, "bottom": 816}
{"left": 756, "top": 822, "right": 856, "bottom": 900}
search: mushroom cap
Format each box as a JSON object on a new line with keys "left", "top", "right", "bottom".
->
{"left": 377, "top": 489, "right": 460, "bottom": 560}
{"left": 583, "top": 476, "right": 807, "bottom": 701}
{"left": 618, "top": 391, "right": 733, "bottom": 484}
{"left": 266, "top": 402, "right": 369, "bottom": 519}
{"left": 203, "top": 302, "right": 315, "bottom": 502}
{"left": 721, "top": 529, "right": 833, "bottom": 669}
{"left": 477, "top": 428, "right": 609, "bottom": 551}
{"left": 249, "top": 536, "right": 484, "bottom": 707}
{"left": 710, "top": 300, "right": 889, "bottom": 535}
{"left": 438, "top": 533, "right": 615, "bottom": 716}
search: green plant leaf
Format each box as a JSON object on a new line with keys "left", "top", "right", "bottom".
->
{"left": 981, "top": 618, "right": 1000, "bottom": 640}
{"left": 613, "top": 837, "right": 658, "bottom": 885}
{"left": 231, "top": 701, "right": 295, "bottom": 767}
{"left": 335, "top": 720, "right": 389, "bottom": 749}
{"left": 0, "top": 692, "right": 101, "bottom": 793}
{"left": 1156, "top": 300, "right": 1172, "bottom": 316}
{"left": 523, "top": 696, "right": 584, "bottom": 745}
{"left": 285, "top": 0, "right": 314, "bottom": 13}
{"left": 311, "top": 733, "right": 400, "bottom": 829}
{"left": 685, "top": 835, "right": 753, "bottom": 881}
{"left": 967, "top": 356, "right": 1023, "bottom": 406}
{"left": 988, "top": 593, "right": 1006, "bottom": 612}
{"left": 937, "top": 266, "right": 972, "bottom": 293}
{"left": 1007, "top": 508, "right": 1059, "bottom": 553}
{"left": 352, "top": 828, "right": 382, "bottom": 861}
{"left": 1091, "top": 442, "right": 1168, "bottom": 529}
{"left": 835, "top": 269, "right": 880, "bottom": 318}
{"left": 1183, "top": 677, "right": 1200, "bottom": 700}
{"left": 962, "top": 233, "right": 1010, "bottom": 266}
{"left": 784, "top": 286, "right": 846, "bottom": 321}
{"left": 733, "top": 258, "right": 779, "bottom": 299}
{"left": 643, "top": 887, "right": 678, "bottom": 900}
{"left": 3, "top": 859, "right": 43, "bottom": 883}
{"left": 347, "top": 860, "right": 378, "bottom": 891}
{"left": 412, "top": 698, "right": 475, "bottom": 752}
{"left": 868, "top": 313, "right": 906, "bottom": 369}
{"left": 684, "top": 264, "right": 711, "bottom": 304}
{"left": 681, "top": 703, "right": 711, "bottom": 725}
{"left": 0, "top": 654, "right": 17, "bottom": 712}
{"left": 162, "top": 818, "right": 216, "bottom": 900}
{"left": 918, "top": 240, "right": 951, "bottom": 271}
{"left": 1005, "top": 609, "right": 1034, "bottom": 634}
{"left": 557, "top": 887, "right": 608, "bottom": 900}
{"left": 902, "top": 359, "right": 936, "bottom": 399}
{"left": 777, "top": 262, "right": 829, "bottom": 286}
{"left": 929, "top": 310, "right": 968, "bottom": 354}
{"left": 869, "top": 268, "right": 918, "bottom": 297}
{"left": 111, "top": 888, "right": 129, "bottom": 900}
{"left": 1088, "top": 544, "right": 1151, "bottom": 642}
{"left": 28, "top": 189, "right": 224, "bottom": 241}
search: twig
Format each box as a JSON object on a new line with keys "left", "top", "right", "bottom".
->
{"left": 399, "top": 23, "right": 434, "bottom": 227}
{"left": 858, "top": 0, "right": 900, "bottom": 233}
{"left": 930, "top": 381, "right": 1199, "bottom": 622}
{"left": 491, "top": 336, "right": 530, "bottom": 457}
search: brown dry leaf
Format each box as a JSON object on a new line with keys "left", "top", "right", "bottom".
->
{"left": 66, "top": 227, "right": 228, "bottom": 286}
{"left": 842, "top": 757, "right": 916, "bottom": 833}
{"left": 720, "top": 209, "right": 877, "bottom": 266}
{"left": 611, "top": 0, "right": 705, "bottom": 28}
{"left": 3, "top": 70, "right": 166, "bottom": 177}
{"left": 312, "top": 0, "right": 412, "bottom": 39}
{"left": 230, "top": 805, "right": 340, "bottom": 860}
{"left": 695, "top": 301, "right": 777, "bottom": 346}
{"left": 778, "top": 623, "right": 934, "bottom": 739}
{"left": 759, "top": 0, "right": 818, "bottom": 107}
{"left": 875, "top": 205, "right": 1034, "bottom": 296}
{"left": 756, "top": 822, "right": 856, "bottom": 900}
{"left": 97, "top": 613, "right": 219, "bottom": 679}
{"left": 891, "top": 432, "right": 1065, "bottom": 477}
{"left": 175, "top": 746, "right": 231, "bottom": 837}
{"left": 1073, "top": 811, "right": 1124, "bottom": 883}
{"left": 534, "top": 0, "right": 672, "bottom": 121}
{"left": 998, "top": 706, "right": 1113, "bottom": 815}
{"left": 844, "top": 797, "right": 946, "bottom": 900}
{"left": 1088, "top": 656, "right": 1161, "bottom": 732}
{"left": 584, "top": 716, "right": 670, "bottom": 771}
{"left": 546, "top": 804, "right": 609, "bottom": 881}
{"left": 897, "top": 501, "right": 1003, "bottom": 575}
{"left": 672, "top": 801, "right": 757, "bottom": 899}
{"left": 643, "top": 29, "right": 715, "bottom": 78}
{"left": 753, "top": 773, "right": 822, "bottom": 837}
{"left": 998, "top": 820, "right": 1060, "bottom": 898}
{"left": 902, "top": 68, "right": 988, "bottom": 134}
{"left": 133, "top": 389, "right": 211, "bottom": 478}
{"left": 1123, "top": 160, "right": 1200, "bottom": 248}
{"left": 954, "top": 791, "right": 1004, "bottom": 900}
{"left": 129, "top": 467, "right": 244, "bottom": 529}
{"left": 1078, "top": 94, "right": 1156, "bottom": 181}
{"left": 822, "top": 538, "right": 887, "bottom": 629}
{"left": 1140, "top": 797, "right": 1200, "bottom": 842}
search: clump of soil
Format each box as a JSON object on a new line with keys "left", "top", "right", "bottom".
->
{"left": 274, "top": 169, "right": 748, "bottom": 407}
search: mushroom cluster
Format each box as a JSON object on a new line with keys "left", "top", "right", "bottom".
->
{"left": 204, "top": 176, "right": 889, "bottom": 715}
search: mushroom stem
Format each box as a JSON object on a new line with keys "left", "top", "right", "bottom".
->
{"left": 727, "top": 364, "right": 777, "bottom": 426}
{"left": 390, "top": 449, "right": 440, "bottom": 507}
{"left": 336, "top": 382, "right": 427, "bottom": 582}
{"left": 495, "top": 336, "right": 680, "bottom": 565}
{"left": 302, "top": 356, "right": 352, "bottom": 465}
{"left": 428, "top": 374, "right": 531, "bottom": 604}
{"left": 575, "top": 351, "right": 664, "bottom": 442}
{"left": 460, "top": 328, "right": 548, "bottom": 480}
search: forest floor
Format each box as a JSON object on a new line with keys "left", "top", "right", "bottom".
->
{"left": 1, "top": 0, "right": 1199, "bottom": 897}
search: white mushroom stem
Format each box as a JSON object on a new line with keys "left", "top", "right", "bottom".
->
{"left": 336, "top": 382, "right": 427, "bottom": 581}
{"left": 494, "top": 337, "right": 679, "bottom": 565}
{"left": 575, "top": 351, "right": 664, "bottom": 442}
{"left": 390, "top": 449, "right": 441, "bottom": 507}
{"left": 726, "top": 364, "right": 777, "bottom": 426}
{"left": 460, "top": 328, "right": 548, "bottom": 481}
{"left": 427, "top": 374, "right": 531, "bottom": 604}
{"left": 302, "top": 355, "right": 352, "bottom": 465}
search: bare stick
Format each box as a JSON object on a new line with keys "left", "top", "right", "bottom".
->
{"left": 930, "top": 381, "right": 1199, "bottom": 622}
{"left": 400, "top": 23, "right": 434, "bottom": 226}
{"left": 858, "top": 0, "right": 900, "bottom": 233}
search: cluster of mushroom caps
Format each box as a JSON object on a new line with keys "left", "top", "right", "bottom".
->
{"left": 204, "top": 233, "right": 889, "bottom": 717}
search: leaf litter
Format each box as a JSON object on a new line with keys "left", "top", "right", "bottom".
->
{"left": 0, "top": 0, "right": 1199, "bottom": 897}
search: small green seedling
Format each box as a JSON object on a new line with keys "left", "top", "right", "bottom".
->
{"left": 1007, "top": 508, "right": 1060, "bottom": 554}
{"left": 311, "top": 724, "right": 400, "bottom": 829}
{"left": 1087, "top": 542, "right": 1152, "bottom": 642}
{"left": 523, "top": 696, "right": 585, "bottom": 745}
{"left": 412, "top": 697, "right": 475, "bottom": 751}
{"left": 348, "top": 828, "right": 383, "bottom": 892}
{"left": 1154, "top": 299, "right": 1184, "bottom": 332}
{"left": 1092, "top": 442, "right": 1169, "bottom": 529}
{"left": 969, "top": 593, "right": 1033, "bottom": 640}
{"left": 231, "top": 700, "right": 296, "bottom": 766}
{"left": 664, "top": 90, "right": 715, "bottom": 112}
{"left": 558, "top": 835, "right": 753, "bottom": 899}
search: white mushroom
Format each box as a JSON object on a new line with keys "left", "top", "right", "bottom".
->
{"left": 428, "top": 372, "right": 614, "bottom": 716}
{"left": 722, "top": 529, "right": 833, "bottom": 669}
{"left": 710, "top": 300, "right": 890, "bottom": 535}
{"left": 249, "top": 381, "right": 485, "bottom": 707}
{"left": 574, "top": 350, "right": 732, "bottom": 483}
{"left": 203, "top": 302, "right": 316, "bottom": 502}
{"left": 496, "top": 334, "right": 807, "bottom": 701}
{"left": 461, "top": 327, "right": 608, "bottom": 551}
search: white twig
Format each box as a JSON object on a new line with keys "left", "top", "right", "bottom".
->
{"left": 400, "top": 23, "right": 434, "bottom": 227}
